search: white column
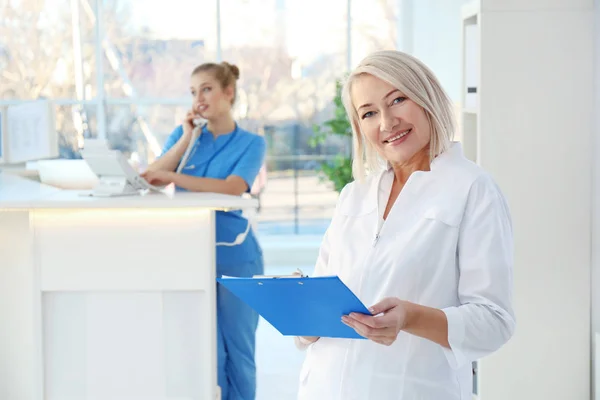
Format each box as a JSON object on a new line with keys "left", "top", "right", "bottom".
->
{"left": 216, "top": 0, "right": 222, "bottom": 62}
{"left": 71, "top": 0, "right": 87, "bottom": 147}
{"left": 93, "top": 0, "right": 106, "bottom": 140}
{"left": 71, "top": 0, "right": 85, "bottom": 101}
{"left": 275, "top": 0, "right": 287, "bottom": 50}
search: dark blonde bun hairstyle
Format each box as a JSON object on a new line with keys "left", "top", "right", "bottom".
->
{"left": 221, "top": 61, "right": 240, "bottom": 80}
{"left": 192, "top": 61, "right": 240, "bottom": 104}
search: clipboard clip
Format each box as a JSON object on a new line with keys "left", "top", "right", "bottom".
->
{"left": 253, "top": 268, "right": 308, "bottom": 279}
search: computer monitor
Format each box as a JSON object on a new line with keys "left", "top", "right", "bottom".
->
{"left": 0, "top": 100, "right": 58, "bottom": 165}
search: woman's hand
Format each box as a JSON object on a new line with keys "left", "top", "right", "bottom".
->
{"left": 298, "top": 336, "right": 319, "bottom": 344}
{"left": 141, "top": 170, "right": 175, "bottom": 186}
{"left": 342, "top": 297, "right": 409, "bottom": 346}
{"left": 294, "top": 335, "right": 319, "bottom": 350}
{"left": 182, "top": 109, "right": 198, "bottom": 140}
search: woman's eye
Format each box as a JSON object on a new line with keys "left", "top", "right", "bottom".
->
{"left": 361, "top": 111, "right": 374, "bottom": 119}
{"left": 203, "top": 87, "right": 211, "bottom": 93}
{"left": 191, "top": 91, "right": 196, "bottom": 96}
{"left": 392, "top": 97, "right": 406, "bottom": 105}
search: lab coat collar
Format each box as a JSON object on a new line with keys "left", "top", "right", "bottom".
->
{"left": 431, "top": 141, "right": 464, "bottom": 170}
{"left": 376, "top": 142, "right": 464, "bottom": 209}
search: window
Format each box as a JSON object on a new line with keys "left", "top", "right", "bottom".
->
{"left": 351, "top": 0, "right": 399, "bottom": 67}
{"left": 0, "top": 0, "right": 97, "bottom": 100}
{"left": 102, "top": 0, "right": 217, "bottom": 98}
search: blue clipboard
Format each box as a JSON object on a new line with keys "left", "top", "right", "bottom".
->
{"left": 216, "top": 275, "right": 371, "bottom": 339}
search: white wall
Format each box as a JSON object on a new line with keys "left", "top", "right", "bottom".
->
{"left": 476, "top": 1, "right": 594, "bottom": 399}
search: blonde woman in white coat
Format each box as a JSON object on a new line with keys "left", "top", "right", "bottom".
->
{"left": 295, "top": 50, "right": 515, "bottom": 400}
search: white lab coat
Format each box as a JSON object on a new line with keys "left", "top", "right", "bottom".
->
{"left": 297, "top": 143, "right": 515, "bottom": 400}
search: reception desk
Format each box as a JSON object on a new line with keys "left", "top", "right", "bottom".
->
{"left": 0, "top": 172, "right": 257, "bottom": 400}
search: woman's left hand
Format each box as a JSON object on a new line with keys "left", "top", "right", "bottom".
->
{"left": 342, "top": 297, "right": 410, "bottom": 346}
{"left": 141, "top": 170, "right": 175, "bottom": 186}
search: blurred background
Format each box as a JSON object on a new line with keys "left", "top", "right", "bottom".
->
{"left": 0, "top": 0, "right": 470, "bottom": 235}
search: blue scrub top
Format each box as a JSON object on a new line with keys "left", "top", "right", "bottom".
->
{"left": 161, "top": 124, "right": 266, "bottom": 266}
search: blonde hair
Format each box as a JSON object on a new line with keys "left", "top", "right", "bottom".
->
{"left": 341, "top": 50, "right": 456, "bottom": 181}
{"left": 192, "top": 61, "right": 240, "bottom": 105}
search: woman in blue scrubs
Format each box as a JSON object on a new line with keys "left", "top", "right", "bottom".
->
{"left": 142, "top": 62, "right": 266, "bottom": 400}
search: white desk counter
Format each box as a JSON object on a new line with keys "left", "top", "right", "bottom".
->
{"left": 0, "top": 172, "right": 255, "bottom": 400}
{"left": 0, "top": 172, "right": 255, "bottom": 210}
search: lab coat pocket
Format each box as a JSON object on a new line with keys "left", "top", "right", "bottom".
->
{"left": 422, "top": 207, "right": 461, "bottom": 228}
{"left": 298, "top": 343, "right": 316, "bottom": 387}
{"left": 332, "top": 194, "right": 377, "bottom": 272}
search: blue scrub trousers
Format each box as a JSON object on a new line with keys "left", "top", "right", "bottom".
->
{"left": 217, "top": 256, "right": 264, "bottom": 400}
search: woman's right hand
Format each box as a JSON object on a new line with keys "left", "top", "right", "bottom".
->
{"left": 182, "top": 109, "right": 197, "bottom": 141}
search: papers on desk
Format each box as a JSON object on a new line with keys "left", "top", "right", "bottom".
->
{"left": 217, "top": 275, "right": 371, "bottom": 339}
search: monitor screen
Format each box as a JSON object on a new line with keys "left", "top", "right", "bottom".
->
{"left": 1, "top": 100, "right": 59, "bottom": 165}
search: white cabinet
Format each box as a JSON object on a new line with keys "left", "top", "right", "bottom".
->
{"left": 460, "top": 1, "right": 593, "bottom": 399}
{"left": 460, "top": 1, "right": 480, "bottom": 164}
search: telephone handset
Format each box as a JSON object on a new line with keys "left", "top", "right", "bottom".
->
{"left": 193, "top": 117, "right": 205, "bottom": 128}
{"left": 170, "top": 119, "right": 252, "bottom": 247}
{"left": 177, "top": 118, "right": 206, "bottom": 174}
